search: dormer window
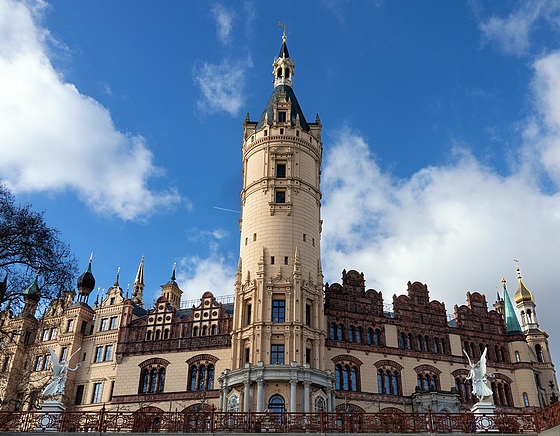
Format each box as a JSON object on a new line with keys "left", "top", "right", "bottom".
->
{"left": 278, "top": 111, "right": 286, "bottom": 123}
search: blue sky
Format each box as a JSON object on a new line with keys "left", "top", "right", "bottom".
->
{"left": 2, "top": 0, "right": 560, "bottom": 365}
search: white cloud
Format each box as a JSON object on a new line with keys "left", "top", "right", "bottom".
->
{"left": 186, "top": 228, "right": 230, "bottom": 242}
{"left": 193, "top": 55, "right": 252, "bottom": 117}
{"left": 0, "top": 0, "right": 180, "bottom": 221}
{"left": 176, "top": 245, "right": 237, "bottom": 301}
{"left": 478, "top": 1, "right": 560, "bottom": 57}
{"left": 211, "top": 4, "right": 234, "bottom": 45}
{"left": 321, "top": 126, "right": 560, "bottom": 345}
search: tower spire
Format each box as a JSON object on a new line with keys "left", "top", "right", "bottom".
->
{"left": 131, "top": 255, "right": 145, "bottom": 305}
{"left": 502, "top": 278, "right": 522, "bottom": 334}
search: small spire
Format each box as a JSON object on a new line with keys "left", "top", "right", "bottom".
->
{"left": 171, "top": 263, "right": 176, "bottom": 281}
{"left": 135, "top": 256, "right": 145, "bottom": 286}
{"left": 94, "top": 287, "right": 100, "bottom": 306}
{"left": 515, "top": 257, "right": 521, "bottom": 279}
{"left": 126, "top": 284, "right": 130, "bottom": 299}
{"left": 114, "top": 267, "right": 120, "bottom": 286}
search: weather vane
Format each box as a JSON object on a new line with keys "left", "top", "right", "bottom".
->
{"left": 279, "top": 21, "right": 287, "bottom": 40}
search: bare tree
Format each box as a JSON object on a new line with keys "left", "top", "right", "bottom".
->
{"left": 0, "top": 183, "right": 77, "bottom": 317}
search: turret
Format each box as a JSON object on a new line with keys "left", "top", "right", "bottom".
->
{"left": 160, "top": 264, "right": 182, "bottom": 309}
{"left": 77, "top": 253, "right": 95, "bottom": 303}
{"left": 513, "top": 259, "right": 538, "bottom": 331}
{"left": 22, "top": 269, "right": 40, "bottom": 317}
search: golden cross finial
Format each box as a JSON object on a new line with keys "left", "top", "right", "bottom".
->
{"left": 279, "top": 21, "right": 287, "bottom": 41}
{"left": 501, "top": 277, "right": 506, "bottom": 288}
{"left": 514, "top": 257, "right": 521, "bottom": 278}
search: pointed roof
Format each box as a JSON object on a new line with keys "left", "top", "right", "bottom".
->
{"left": 134, "top": 256, "right": 145, "bottom": 286}
{"left": 279, "top": 40, "right": 289, "bottom": 59}
{"left": 23, "top": 270, "right": 40, "bottom": 299}
{"left": 166, "top": 263, "right": 178, "bottom": 286}
{"left": 502, "top": 279, "right": 522, "bottom": 334}
{"left": 255, "top": 85, "right": 310, "bottom": 132}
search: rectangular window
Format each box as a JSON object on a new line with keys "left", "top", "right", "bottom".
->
{"left": 278, "top": 111, "right": 286, "bottom": 122}
{"left": 271, "top": 256, "right": 275, "bottom": 265}
{"left": 306, "top": 348, "right": 312, "bottom": 365}
{"left": 279, "top": 128, "right": 284, "bottom": 135}
{"left": 246, "top": 304, "right": 252, "bottom": 325}
{"left": 284, "top": 256, "right": 288, "bottom": 265}
{"left": 2, "top": 357, "right": 9, "bottom": 372}
{"left": 49, "top": 328, "right": 57, "bottom": 340}
{"left": 92, "top": 382, "right": 102, "bottom": 404}
{"left": 110, "top": 297, "right": 115, "bottom": 305}
{"left": 42, "top": 329, "right": 49, "bottom": 341}
{"left": 276, "top": 164, "right": 286, "bottom": 178}
{"left": 110, "top": 381, "right": 115, "bottom": 400}
{"left": 253, "top": 233, "right": 257, "bottom": 241}
{"left": 82, "top": 352, "right": 86, "bottom": 361}
{"left": 303, "top": 234, "right": 306, "bottom": 242}
{"left": 44, "top": 354, "right": 51, "bottom": 370}
{"left": 245, "top": 348, "right": 250, "bottom": 364}
{"left": 35, "top": 356, "right": 43, "bottom": 371}
{"left": 109, "top": 316, "right": 118, "bottom": 330}
{"left": 100, "top": 318, "right": 108, "bottom": 332}
{"left": 60, "top": 347, "right": 68, "bottom": 362}
{"left": 74, "top": 385, "right": 84, "bottom": 405}
{"left": 272, "top": 300, "right": 285, "bottom": 323}
{"left": 104, "top": 345, "right": 113, "bottom": 361}
{"left": 94, "top": 346, "right": 103, "bottom": 363}
{"left": 275, "top": 191, "right": 285, "bottom": 203}
{"left": 66, "top": 319, "right": 74, "bottom": 332}
{"left": 80, "top": 321, "right": 87, "bottom": 334}
{"left": 306, "top": 304, "right": 311, "bottom": 327}
{"left": 24, "top": 332, "right": 31, "bottom": 345}
{"left": 296, "top": 130, "right": 300, "bottom": 137}
{"left": 271, "top": 344, "right": 284, "bottom": 364}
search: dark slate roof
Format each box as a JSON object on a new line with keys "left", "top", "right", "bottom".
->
{"left": 70, "top": 301, "right": 94, "bottom": 311}
{"left": 175, "top": 302, "right": 235, "bottom": 320}
{"left": 133, "top": 305, "right": 147, "bottom": 317}
{"left": 279, "top": 41, "right": 289, "bottom": 59}
{"left": 77, "top": 262, "right": 95, "bottom": 292}
{"left": 255, "top": 85, "right": 310, "bottom": 132}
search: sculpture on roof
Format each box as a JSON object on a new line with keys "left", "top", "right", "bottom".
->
{"left": 464, "top": 347, "right": 493, "bottom": 402}
{"left": 42, "top": 346, "right": 81, "bottom": 398}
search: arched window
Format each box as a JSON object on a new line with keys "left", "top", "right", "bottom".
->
{"left": 424, "top": 336, "right": 429, "bottom": 352}
{"left": 207, "top": 365, "right": 214, "bottom": 390}
{"left": 470, "top": 342, "right": 476, "bottom": 359}
{"left": 424, "top": 375, "right": 431, "bottom": 391}
{"left": 417, "top": 335, "right": 423, "bottom": 351}
{"left": 338, "top": 324, "right": 343, "bottom": 341}
{"left": 190, "top": 367, "right": 197, "bottom": 391}
{"left": 351, "top": 367, "right": 358, "bottom": 392}
{"left": 268, "top": 395, "right": 285, "bottom": 413}
{"left": 211, "top": 325, "right": 217, "bottom": 335}
{"left": 500, "top": 347, "right": 505, "bottom": 362}
{"left": 276, "top": 68, "right": 282, "bottom": 79}
{"left": 440, "top": 338, "right": 446, "bottom": 354}
{"left": 431, "top": 375, "right": 438, "bottom": 391}
{"left": 164, "top": 329, "right": 169, "bottom": 339}
{"left": 198, "top": 365, "right": 206, "bottom": 390}
{"left": 417, "top": 374, "right": 423, "bottom": 389}
{"left": 158, "top": 369, "right": 165, "bottom": 393}
{"left": 464, "top": 341, "right": 469, "bottom": 355}
{"left": 400, "top": 333, "right": 406, "bottom": 349}
{"left": 228, "top": 395, "right": 239, "bottom": 412}
{"left": 141, "top": 369, "right": 149, "bottom": 393}
{"left": 376, "top": 361, "right": 402, "bottom": 396}
{"left": 348, "top": 327, "right": 354, "bottom": 342}
{"left": 193, "top": 326, "right": 199, "bottom": 337}
{"left": 331, "top": 323, "right": 336, "bottom": 340}
{"left": 377, "top": 370, "right": 383, "bottom": 394}
{"left": 155, "top": 330, "right": 160, "bottom": 340}
{"left": 335, "top": 365, "right": 342, "bottom": 390}
{"left": 495, "top": 345, "right": 500, "bottom": 361}
{"left": 367, "top": 328, "right": 372, "bottom": 345}
{"left": 314, "top": 396, "right": 326, "bottom": 412}
{"left": 343, "top": 366, "right": 350, "bottom": 390}
{"left": 407, "top": 334, "right": 412, "bottom": 349}
{"left": 149, "top": 368, "right": 158, "bottom": 393}
{"left": 385, "top": 370, "right": 391, "bottom": 394}
{"left": 146, "top": 331, "right": 152, "bottom": 341}
{"left": 523, "top": 392, "right": 529, "bottom": 407}
{"left": 392, "top": 372, "right": 399, "bottom": 395}
{"left": 202, "top": 326, "right": 207, "bottom": 336}
{"left": 479, "top": 344, "right": 484, "bottom": 357}
{"left": 356, "top": 327, "right": 362, "bottom": 344}
{"left": 535, "top": 344, "right": 544, "bottom": 363}
{"left": 374, "top": 329, "right": 381, "bottom": 345}
{"left": 515, "top": 351, "right": 520, "bottom": 362}
{"left": 434, "top": 338, "right": 439, "bottom": 354}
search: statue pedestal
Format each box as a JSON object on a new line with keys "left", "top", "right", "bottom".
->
{"left": 37, "top": 400, "right": 66, "bottom": 432}
{"left": 470, "top": 401, "right": 496, "bottom": 432}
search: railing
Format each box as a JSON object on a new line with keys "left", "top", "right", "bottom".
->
{"left": 1, "top": 406, "right": 559, "bottom": 433}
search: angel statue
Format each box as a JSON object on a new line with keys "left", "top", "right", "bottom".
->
{"left": 464, "top": 347, "right": 493, "bottom": 402}
{"left": 42, "top": 347, "right": 81, "bottom": 398}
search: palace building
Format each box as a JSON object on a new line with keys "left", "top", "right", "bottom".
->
{"left": 0, "top": 33, "right": 556, "bottom": 416}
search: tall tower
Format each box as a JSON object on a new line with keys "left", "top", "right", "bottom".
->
{"left": 219, "top": 30, "right": 334, "bottom": 414}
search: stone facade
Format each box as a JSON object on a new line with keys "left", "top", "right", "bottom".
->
{"left": 0, "top": 33, "right": 557, "bottom": 416}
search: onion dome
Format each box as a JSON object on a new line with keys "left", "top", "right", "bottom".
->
{"left": 513, "top": 261, "right": 534, "bottom": 304}
{"left": 77, "top": 254, "right": 95, "bottom": 294}
{"left": 23, "top": 270, "right": 41, "bottom": 301}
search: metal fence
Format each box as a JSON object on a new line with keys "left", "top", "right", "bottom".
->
{"left": 0, "top": 405, "right": 558, "bottom": 433}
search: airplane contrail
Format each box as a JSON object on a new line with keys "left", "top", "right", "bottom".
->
{"left": 213, "top": 206, "right": 241, "bottom": 213}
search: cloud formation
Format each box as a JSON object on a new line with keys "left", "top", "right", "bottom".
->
{"left": 193, "top": 55, "right": 252, "bottom": 117}
{"left": 211, "top": 4, "right": 235, "bottom": 45}
{"left": 0, "top": 0, "right": 180, "bottom": 220}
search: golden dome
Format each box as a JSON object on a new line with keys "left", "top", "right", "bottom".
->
{"left": 513, "top": 259, "right": 534, "bottom": 304}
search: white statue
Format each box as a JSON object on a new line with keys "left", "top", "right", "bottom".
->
{"left": 42, "top": 347, "right": 81, "bottom": 398}
{"left": 464, "top": 347, "right": 493, "bottom": 402}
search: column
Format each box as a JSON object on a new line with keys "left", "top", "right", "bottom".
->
{"left": 219, "top": 388, "right": 225, "bottom": 411}
{"left": 290, "top": 380, "right": 297, "bottom": 412}
{"left": 244, "top": 381, "right": 251, "bottom": 412}
{"left": 326, "top": 388, "right": 333, "bottom": 412}
{"left": 303, "top": 382, "right": 310, "bottom": 413}
{"left": 256, "top": 379, "right": 264, "bottom": 412}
